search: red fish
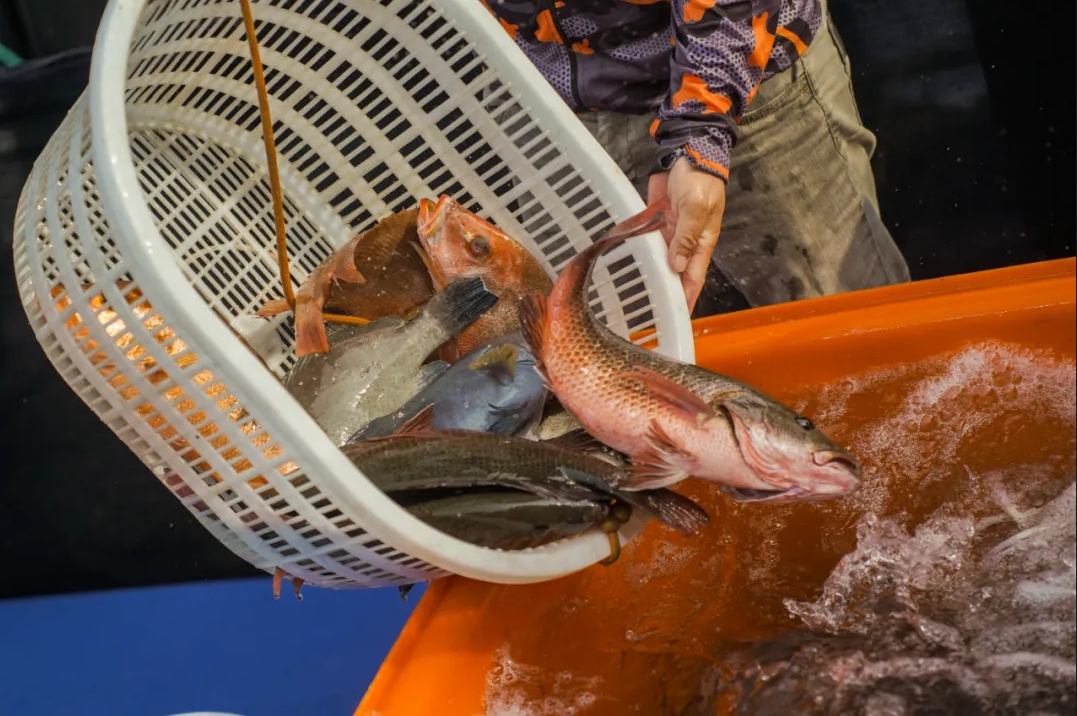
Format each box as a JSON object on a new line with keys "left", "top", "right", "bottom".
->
{"left": 416, "top": 195, "right": 553, "bottom": 363}
{"left": 258, "top": 209, "right": 434, "bottom": 356}
{"left": 518, "top": 202, "right": 862, "bottom": 503}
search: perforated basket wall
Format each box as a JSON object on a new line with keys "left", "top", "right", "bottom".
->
{"left": 11, "top": 0, "right": 694, "bottom": 590}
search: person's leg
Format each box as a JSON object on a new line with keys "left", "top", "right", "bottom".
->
{"left": 577, "top": 110, "right": 655, "bottom": 200}
{"left": 716, "top": 5, "right": 911, "bottom": 307}
{"left": 579, "top": 6, "right": 909, "bottom": 313}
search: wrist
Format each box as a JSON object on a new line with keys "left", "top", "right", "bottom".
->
{"left": 651, "top": 136, "right": 731, "bottom": 183}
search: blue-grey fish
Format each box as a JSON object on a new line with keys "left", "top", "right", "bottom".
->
{"left": 283, "top": 277, "right": 498, "bottom": 445}
{"left": 346, "top": 332, "right": 546, "bottom": 443}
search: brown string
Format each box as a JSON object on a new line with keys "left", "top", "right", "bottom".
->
{"left": 238, "top": 0, "right": 368, "bottom": 327}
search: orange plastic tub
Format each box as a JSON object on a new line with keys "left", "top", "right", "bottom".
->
{"left": 356, "top": 258, "right": 1076, "bottom": 716}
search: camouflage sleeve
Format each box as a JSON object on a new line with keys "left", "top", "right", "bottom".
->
{"left": 651, "top": 1, "right": 782, "bottom": 182}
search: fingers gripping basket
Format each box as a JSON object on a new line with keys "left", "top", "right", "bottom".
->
{"left": 11, "top": 0, "right": 695, "bottom": 590}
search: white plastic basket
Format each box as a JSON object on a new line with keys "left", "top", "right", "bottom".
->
{"left": 11, "top": 0, "right": 695, "bottom": 590}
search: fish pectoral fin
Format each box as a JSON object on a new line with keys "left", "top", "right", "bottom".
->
{"left": 555, "top": 466, "right": 619, "bottom": 501}
{"left": 620, "top": 421, "right": 692, "bottom": 490}
{"left": 628, "top": 489, "right": 711, "bottom": 535}
{"left": 415, "top": 360, "right": 450, "bottom": 392}
{"left": 393, "top": 403, "right": 436, "bottom": 436}
{"left": 256, "top": 299, "right": 290, "bottom": 317}
{"left": 517, "top": 293, "right": 550, "bottom": 368}
{"left": 484, "top": 396, "right": 536, "bottom": 434}
{"left": 541, "top": 466, "right": 610, "bottom": 501}
{"left": 469, "top": 343, "right": 518, "bottom": 384}
{"left": 620, "top": 367, "right": 713, "bottom": 420}
{"left": 328, "top": 239, "right": 366, "bottom": 284}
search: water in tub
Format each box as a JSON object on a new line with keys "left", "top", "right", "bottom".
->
{"left": 482, "top": 340, "right": 1076, "bottom": 715}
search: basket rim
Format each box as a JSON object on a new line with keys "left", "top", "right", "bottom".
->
{"left": 86, "top": 0, "right": 687, "bottom": 585}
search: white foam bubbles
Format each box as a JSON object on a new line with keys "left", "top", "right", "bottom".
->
{"left": 483, "top": 645, "right": 601, "bottom": 716}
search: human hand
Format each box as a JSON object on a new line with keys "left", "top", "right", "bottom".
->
{"left": 647, "top": 158, "right": 727, "bottom": 313}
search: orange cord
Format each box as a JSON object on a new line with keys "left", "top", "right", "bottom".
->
{"left": 238, "top": 0, "right": 369, "bottom": 327}
{"left": 238, "top": 0, "right": 294, "bottom": 311}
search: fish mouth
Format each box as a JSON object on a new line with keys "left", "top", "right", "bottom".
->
{"left": 417, "top": 196, "right": 450, "bottom": 247}
{"left": 722, "top": 486, "right": 793, "bottom": 502}
{"left": 812, "top": 449, "right": 862, "bottom": 476}
{"left": 721, "top": 485, "right": 849, "bottom": 504}
{"left": 811, "top": 449, "right": 863, "bottom": 496}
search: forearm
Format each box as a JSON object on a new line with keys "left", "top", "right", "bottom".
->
{"left": 651, "top": 1, "right": 781, "bottom": 181}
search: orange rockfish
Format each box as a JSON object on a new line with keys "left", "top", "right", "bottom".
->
{"left": 416, "top": 195, "right": 553, "bottom": 363}
{"left": 518, "top": 203, "right": 862, "bottom": 503}
{"left": 259, "top": 209, "right": 434, "bottom": 357}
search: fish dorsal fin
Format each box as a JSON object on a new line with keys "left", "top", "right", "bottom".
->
{"left": 543, "top": 428, "right": 606, "bottom": 455}
{"left": 393, "top": 403, "right": 435, "bottom": 436}
{"left": 620, "top": 367, "right": 713, "bottom": 420}
{"left": 469, "top": 343, "right": 518, "bottom": 385}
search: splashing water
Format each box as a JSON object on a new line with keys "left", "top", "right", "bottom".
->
{"left": 711, "top": 474, "right": 1076, "bottom": 715}
{"left": 474, "top": 340, "right": 1075, "bottom": 716}
{"left": 485, "top": 646, "right": 602, "bottom": 716}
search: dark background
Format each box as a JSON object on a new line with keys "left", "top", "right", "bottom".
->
{"left": 1, "top": 0, "right": 1074, "bottom": 601}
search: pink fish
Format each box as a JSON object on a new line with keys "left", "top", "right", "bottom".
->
{"left": 518, "top": 202, "right": 862, "bottom": 503}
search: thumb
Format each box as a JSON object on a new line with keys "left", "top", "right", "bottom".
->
{"left": 669, "top": 202, "right": 708, "bottom": 274}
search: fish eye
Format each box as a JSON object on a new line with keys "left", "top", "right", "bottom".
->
{"left": 468, "top": 235, "right": 490, "bottom": 258}
{"left": 795, "top": 416, "right": 815, "bottom": 431}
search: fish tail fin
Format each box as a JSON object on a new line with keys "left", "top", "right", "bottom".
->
{"left": 469, "top": 343, "right": 518, "bottom": 384}
{"left": 627, "top": 488, "right": 710, "bottom": 535}
{"left": 294, "top": 299, "right": 330, "bottom": 356}
{"left": 256, "top": 299, "right": 290, "bottom": 317}
{"left": 552, "top": 201, "right": 669, "bottom": 316}
{"left": 601, "top": 197, "right": 670, "bottom": 243}
{"left": 421, "top": 276, "right": 498, "bottom": 338}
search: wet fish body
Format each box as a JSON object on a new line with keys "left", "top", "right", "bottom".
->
{"left": 530, "top": 404, "right": 584, "bottom": 441}
{"left": 284, "top": 277, "right": 497, "bottom": 445}
{"left": 518, "top": 203, "right": 862, "bottom": 502}
{"left": 259, "top": 209, "right": 434, "bottom": 356}
{"left": 341, "top": 423, "right": 710, "bottom": 535}
{"left": 405, "top": 490, "right": 611, "bottom": 551}
{"left": 416, "top": 195, "right": 554, "bottom": 362}
{"left": 347, "top": 332, "right": 546, "bottom": 442}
